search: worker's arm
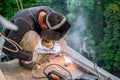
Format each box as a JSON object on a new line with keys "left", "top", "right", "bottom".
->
{"left": 2, "top": 18, "right": 33, "bottom": 61}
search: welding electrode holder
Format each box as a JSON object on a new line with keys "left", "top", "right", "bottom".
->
{"left": 43, "top": 64, "right": 73, "bottom": 80}
{"left": 47, "top": 71, "right": 67, "bottom": 80}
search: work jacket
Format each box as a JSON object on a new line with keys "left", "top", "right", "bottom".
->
{"left": 2, "top": 6, "right": 54, "bottom": 61}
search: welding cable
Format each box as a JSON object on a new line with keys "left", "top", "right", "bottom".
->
{"left": 32, "top": 64, "right": 47, "bottom": 79}
{"left": 0, "top": 32, "right": 23, "bottom": 53}
{"left": 43, "top": 64, "right": 73, "bottom": 80}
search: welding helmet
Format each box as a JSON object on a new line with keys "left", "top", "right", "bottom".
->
{"left": 41, "top": 12, "right": 71, "bottom": 40}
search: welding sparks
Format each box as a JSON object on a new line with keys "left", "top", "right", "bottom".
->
{"left": 64, "top": 56, "right": 72, "bottom": 66}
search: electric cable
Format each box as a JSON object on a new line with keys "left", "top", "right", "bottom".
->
{"left": 16, "top": 0, "right": 21, "bottom": 11}
{"left": 19, "top": 0, "right": 23, "bottom": 10}
{"left": 32, "top": 64, "right": 47, "bottom": 79}
{"left": 32, "top": 63, "right": 73, "bottom": 80}
{"left": 15, "top": 0, "right": 23, "bottom": 11}
{"left": 0, "top": 32, "right": 23, "bottom": 53}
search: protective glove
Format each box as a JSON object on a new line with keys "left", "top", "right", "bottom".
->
{"left": 18, "top": 49, "right": 33, "bottom": 61}
{"left": 19, "top": 53, "right": 49, "bottom": 70}
{"left": 32, "top": 53, "right": 49, "bottom": 65}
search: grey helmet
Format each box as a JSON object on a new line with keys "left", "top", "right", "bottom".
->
{"left": 41, "top": 12, "right": 71, "bottom": 40}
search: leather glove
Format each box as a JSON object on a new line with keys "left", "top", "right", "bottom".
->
{"left": 32, "top": 53, "right": 49, "bottom": 65}
{"left": 19, "top": 52, "right": 49, "bottom": 70}
{"left": 17, "top": 49, "right": 33, "bottom": 61}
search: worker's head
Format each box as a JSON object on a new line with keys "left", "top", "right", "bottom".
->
{"left": 39, "top": 12, "right": 71, "bottom": 41}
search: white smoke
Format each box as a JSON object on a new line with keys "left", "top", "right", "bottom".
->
{"left": 65, "top": 10, "right": 89, "bottom": 54}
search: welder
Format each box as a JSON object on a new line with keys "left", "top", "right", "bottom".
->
{"left": 2, "top": 6, "right": 71, "bottom": 70}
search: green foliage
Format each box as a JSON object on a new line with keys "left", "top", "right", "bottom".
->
{"left": 90, "top": 0, "right": 105, "bottom": 45}
{"left": 22, "top": 0, "right": 39, "bottom": 8}
{"left": 66, "top": 0, "right": 94, "bottom": 23}
{"left": 0, "top": 3, "right": 3, "bottom": 11}
{"left": 87, "top": 30, "right": 95, "bottom": 45}
{"left": 66, "top": 0, "right": 94, "bottom": 12}
{"left": 66, "top": 13, "right": 74, "bottom": 23}
{"left": 0, "top": 0, "right": 39, "bottom": 19}
{"left": 0, "top": 0, "right": 18, "bottom": 19}
{"left": 100, "top": 53, "right": 114, "bottom": 70}
{"left": 114, "top": 50, "right": 120, "bottom": 69}
{"left": 37, "top": 0, "right": 68, "bottom": 15}
{"left": 96, "top": 3, "right": 120, "bottom": 71}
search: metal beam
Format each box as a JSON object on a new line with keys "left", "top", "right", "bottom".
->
{"left": 65, "top": 46, "right": 120, "bottom": 80}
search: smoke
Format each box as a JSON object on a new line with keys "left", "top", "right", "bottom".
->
{"left": 65, "top": 9, "right": 89, "bottom": 54}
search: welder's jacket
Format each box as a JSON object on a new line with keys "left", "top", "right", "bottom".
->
{"left": 2, "top": 6, "right": 55, "bottom": 61}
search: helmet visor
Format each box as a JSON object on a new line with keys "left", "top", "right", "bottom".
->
{"left": 41, "top": 22, "right": 71, "bottom": 40}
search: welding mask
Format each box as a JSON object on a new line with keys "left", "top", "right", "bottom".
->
{"left": 41, "top": 21, "right": 71, "bottom": 40}
{"left": 40, "top": 13, "right": 71, "bottom": 40}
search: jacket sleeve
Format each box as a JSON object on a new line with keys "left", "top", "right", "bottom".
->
{"left": 2, "top": 18, "right": 33, "bottom": 61}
